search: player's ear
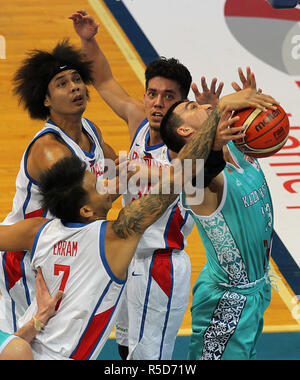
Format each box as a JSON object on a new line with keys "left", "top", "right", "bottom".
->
{"left": 79, "top": 205, "right": 93, "bottom": 219}
{"left": 44, "top": 94, "right": 50, "bottom": 107}
{"left": 177, "top": 125, "right": 194, "bottom": 137}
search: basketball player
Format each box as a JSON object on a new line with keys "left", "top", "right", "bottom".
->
{"left": 70, "top": 9, "right": 227, "bottom": 360}
{"left": 0, "top": 103, "right": 222, "bottom": 359}
{"left": 0, "top": 268, "right": 62, "bottom": 360}
{"left": 160, "top": 70, "right": 278, "bottom": 359}
{"left": 0, "top": 40, "right": 117, "bottom": 334}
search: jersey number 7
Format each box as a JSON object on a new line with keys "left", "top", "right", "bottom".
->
{"left": 54, "top": 264, "right": 70, "bottom": 311}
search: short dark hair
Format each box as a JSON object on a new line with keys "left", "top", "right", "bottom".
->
{"left": 13, "top": 39, "right": 93, "bottom": 120}
{"left": 38, "top": 156, "right": 88, "bottom": 223}
{"left": 160, "top": 101, "right": 186, "bottom": 153}
{"left": 145, "top": 57, "right": 192, "bottom": 99}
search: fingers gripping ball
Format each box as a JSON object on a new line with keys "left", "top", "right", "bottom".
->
{"left": 232, "top": 105, "right": 290, "bottom": 158}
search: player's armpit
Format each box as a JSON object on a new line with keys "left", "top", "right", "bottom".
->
{"left": 0, "top": 218, "right": 48, "bottom": 252}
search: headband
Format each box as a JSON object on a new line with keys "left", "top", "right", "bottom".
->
{"left": 46, "top": 63, "right": 77, "bottom": 87}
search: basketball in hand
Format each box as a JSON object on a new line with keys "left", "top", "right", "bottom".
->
{"left": 232, "top": 105, "right": 290, "bottom": 158}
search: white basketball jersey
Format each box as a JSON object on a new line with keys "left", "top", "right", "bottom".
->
{"left": 123, "top": 119, "right": 194, "bottom": 256}
{"left": 19, "top": 219, "right": 125, "bottom": 360}
{"left": 0, "top": 118, "right": 105, "bottom": 332}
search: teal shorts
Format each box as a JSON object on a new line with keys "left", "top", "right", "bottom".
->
{"left": 0, "top": 330, "right": 16, "bottom": 355}
{"left": 188, "top": 269, "right": 271, "bottom": 360}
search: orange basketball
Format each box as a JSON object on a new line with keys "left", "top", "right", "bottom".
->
{"left": 231, "top": 105, "right": 290, "bottom": 158}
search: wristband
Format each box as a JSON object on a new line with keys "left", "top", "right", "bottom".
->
{"left": 192, "top": 149, "right": 226, "bottom": 188}
{"left": 204, "top": 149, "right": 226, "bottom": 187}
{"left": 33, "top": 316, "right": 45, "bottom": 332}
{"left": 206, "top": 149, "right": 224, "bottom": 167}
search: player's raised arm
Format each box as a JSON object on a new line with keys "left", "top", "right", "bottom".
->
{"left": 69, "top": 10, "right": 145, "bottom": 137}
{"left": 218, "top": 87, "right": 278, "bottom": 111}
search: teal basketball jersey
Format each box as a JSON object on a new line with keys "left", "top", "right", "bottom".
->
{"left": 185, "top": 141, "right": 274, "bottom": 288}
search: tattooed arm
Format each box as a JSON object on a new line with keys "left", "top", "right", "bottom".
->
{"left": 104, "top": 107, "right": 222, "bottom": 280}
{"left": 176, "top": 106, "right": 222, "bottom": 165}
{"left": 112, "top": 194, "right": 175, "bottom": 239}
{"left": 105, "top": 191, "right": 178, "bottom": 280}
{"left": 113, "top": 107, "right": 223, "bottom": 238}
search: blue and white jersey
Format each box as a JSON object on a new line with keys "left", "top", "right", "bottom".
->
{"left": 123, "top": 119, "right": 194, "bottom": 257}
{"left": 0, "top": 118, "right": 105, "bottom": 333}
{"left": 19, "top": 219, "right": 125, "bottom": 360}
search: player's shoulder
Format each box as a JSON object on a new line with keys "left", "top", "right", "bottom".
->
{"left": 27, "top": 134, "right": 72, "bottom": 180}
{"left": 22, "top": 217, "right": 50, "bottom": 231}
{"left": 1, "top": 336, "right": 33, "bottom": 360}
{"left": 29, "top": 132, "right": 71, "bottom": 159}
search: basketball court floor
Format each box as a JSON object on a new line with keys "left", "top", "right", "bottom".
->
{"left": 0, "top": 0, "right": 299, "bottom": 360}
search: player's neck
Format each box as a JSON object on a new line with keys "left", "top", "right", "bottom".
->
{"left": 223, "top": 145, "right": 240, "bottom": 169}
{"left": 85, "top": 211, "right": 108, "bottom": 224}
{"left": 148, "top": 126, "right": 163, "bottom": 146}
{"left": 50, "top": 113, "right": 83, "bottom": 142}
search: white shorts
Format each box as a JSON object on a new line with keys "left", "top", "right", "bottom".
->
{"left": 0, "top": 295, "right": 14, "bottom": 333}
{"left": 118, "top": 249, "right": 191, "bottom": 360}
{"left": 115, "top": 285, "right": 129, "bottom": 347}
{"left": 30, "top": 342, "right": 73, "bottom": 360}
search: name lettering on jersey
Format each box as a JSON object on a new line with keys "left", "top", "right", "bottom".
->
{"left": 53, "top": 240, "right": 78, "bottom": 257}
{"left": 241, "top": 181, "right": 267, "bottom": 208}
{"left": 131, "top": 151, "right": 170, "bottom": 168}
{"left": 98, "top": 151, "right": 204, "bottom": 204}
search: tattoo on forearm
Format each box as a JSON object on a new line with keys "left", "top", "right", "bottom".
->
{"left": 112, "top": 193, "right": 177, "bottom": 239}
{"left": 112, "top": 108, "right": 220, "bottom": 239}
{"left": 177, "top": 108, "right": 221, "bottom": 163}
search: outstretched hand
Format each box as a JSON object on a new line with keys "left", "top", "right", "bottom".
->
{"left": 69, "top": 9, "right": 99, "bottom": 40}
{"left": 192, "top": 77, "right": 224, "bottom": 107}
{"left": 232, "top": 66, "right": 262, "bottom": 93}
{"left": 219, "top": 68, "right": 279, "bottom": 113}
